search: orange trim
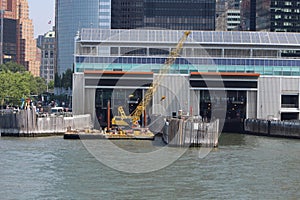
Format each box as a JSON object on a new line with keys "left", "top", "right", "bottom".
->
{"left": 190, "top": 72, "right": 260, "bottom": 77}
{"left": 84, "top": 70, "right": 153, "bottom": 75}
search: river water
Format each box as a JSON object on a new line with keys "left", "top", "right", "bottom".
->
{"left": 0, "top": 133, "right": 299, "bottom": 199}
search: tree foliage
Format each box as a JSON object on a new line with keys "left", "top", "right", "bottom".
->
{"left": 61, "top": 68, "right": 73, "bottom": 89}
{"left": 55, "top": 69, "right": 73, "bottom": 90}
{"left": 0, "top": 62, "right": 47, "bottom": 106}
{"left": 48, "top": 80, "right": 55, "bottom": 90}
{"left": 54, "top": 73, "right": 61, "bottom": 88}
{"left": 0, "top": 62, "right": 26, "bottom": 73}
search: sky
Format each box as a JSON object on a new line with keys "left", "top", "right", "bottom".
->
{"left": 28, "top": 0, "right": 55, "bottom": 38}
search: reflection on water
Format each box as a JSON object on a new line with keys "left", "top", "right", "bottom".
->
{"left": 0, "top": 134, "right": 299, "bottom": 199}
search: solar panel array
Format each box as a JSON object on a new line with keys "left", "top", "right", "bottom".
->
{"left": 80, "top": 28, "right": 300, "bottom": 46}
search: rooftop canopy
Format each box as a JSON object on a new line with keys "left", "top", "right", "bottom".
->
{"left": 79, "top": 28, "right": 300, "bottom": 47}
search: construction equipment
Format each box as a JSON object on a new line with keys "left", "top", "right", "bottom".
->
{"left": 131, "top": 31, "right": 191, "bottom": 125}
{"left": 109, "top": 31, "right": 191, "bottom": 134}
{"left": 111, "top": 106, "right": 132, "bottom": 127}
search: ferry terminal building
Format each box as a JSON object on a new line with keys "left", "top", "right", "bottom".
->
{"left": 72, "top": 29, "right": 300, "bottom": 129}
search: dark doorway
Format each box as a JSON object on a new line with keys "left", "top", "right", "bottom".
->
{"left": 199, "top": 90, "right": 247, "bottom": 132}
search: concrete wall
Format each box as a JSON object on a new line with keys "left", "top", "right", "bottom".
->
{"left": 0, "top": 110, "right": 92, "bottom": 136}
{"left": 84, "top": 88, "right": 99, "bottom": 129}
{"left": 153, "top": 74, "right": 193, "bottom": 116}
{"left": 247, "top": 90, "right": 257, "bottom": 119}
{"left": 72, "top": 73, "right": 85, "bottom": 115}
{"left": 258, "top": 76, "right": 300, "bottom": 120}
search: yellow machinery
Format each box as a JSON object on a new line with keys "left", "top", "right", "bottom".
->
{"left": 111, "top": 106, "right": 132, "bottom": 127}
{"left": 131, "top": 31, "right": 191, "bottom": 125}
{"left": 110, "top": 31, "right": 191, "bottom": 132}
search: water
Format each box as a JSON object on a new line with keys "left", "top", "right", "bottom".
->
{"left": 0, "top": 134, "right": 299, "bottom": 199}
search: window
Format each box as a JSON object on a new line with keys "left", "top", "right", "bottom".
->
{"left": 275, "top": 15, "right": 281, "bottom": 19}
{"left": 281, "top": 94, "right": 299, "bottom": 108}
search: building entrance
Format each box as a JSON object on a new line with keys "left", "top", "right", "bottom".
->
{"left": 199, "top": 90, "right": 247, "bottom": 132}
{"left": 95, "top": 88, "right": 144, "bottom": 128}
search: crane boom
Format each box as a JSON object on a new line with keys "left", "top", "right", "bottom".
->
{"left": 131, "top": 31, "right": 191, "bottom": 124}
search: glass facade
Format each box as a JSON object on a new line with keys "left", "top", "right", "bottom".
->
{"left": 75, "top": 56, "right": 300, "bottom": 76}
{"left": 254, "top": 0, "right": 300, "bottom": 32}
{"left": 111, "top": 0, "right": 215, "bottom": 30}
{"left": 143, "top": 0, "right": 215, "bottom": 30}
{"left": 111, "top": 0, "right": 144, "bottom": 29}
{"left": 56, "top": 0, "right": 100, "bottom": 75}
{"left": 99, "top": 0, "right": 111, "bottom": 29}
{"left": 270, "top": 0, "right": 300, "bottom": 32}
{"left": 3, "top": 18, "right": 17, "bottom": 63}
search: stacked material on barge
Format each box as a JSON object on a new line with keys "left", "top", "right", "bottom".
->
{"left": 163, "top": 116, "right": 219, "bottom": 147}
{"left": 64, "top": 128, "right": 154, "bottom": 140}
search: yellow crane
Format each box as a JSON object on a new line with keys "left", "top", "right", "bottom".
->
{"left": 131, "top": 31, "right": 191, "bottom": 125}
{"left": 111, "top": 31, "right": 191, "bottom": 131}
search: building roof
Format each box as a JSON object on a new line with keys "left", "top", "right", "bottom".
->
{"left": 79, "top": 28, "right": 300, "bottom": 47}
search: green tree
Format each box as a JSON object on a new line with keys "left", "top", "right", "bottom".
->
{"left": 0, "top": 62, "right": 26, "bottom": 73}
{"left": 0, "top": 70, "right": 47, "bottom": 107}
{"left": 0, "top": 71, "right": 31, "bottom": 106}
{"left": 61, "top": 68, "right": 73, "bottom": 89}
{"left": 48, "top": 80, "right": 54, "bottom": 90}
{"left": 54, "top": 73, "right": 61, "bottom": 88}
{"left": 30, "top": 76, "right": 47, "bottom": 95}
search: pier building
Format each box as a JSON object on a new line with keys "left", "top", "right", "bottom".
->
{"left": 72, "top": 29, "right": 300, "bottom": 129}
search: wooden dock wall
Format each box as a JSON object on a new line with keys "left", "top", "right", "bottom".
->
{"left": 0, "top": 110, "right": 92, "bottom": 137}
{"left": 163, "top": 118, "right": 219, "bottom": 147}
{"left": 244, "top": 118, "right": 300, "bottom": 139}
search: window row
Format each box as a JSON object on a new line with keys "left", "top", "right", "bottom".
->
{"left": 76, "top": 56, "right": 300, "bottom": 67}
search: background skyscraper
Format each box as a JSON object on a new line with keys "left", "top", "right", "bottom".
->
{"left": 111, "top": 0, "right": 215, "bottom": 30}
{"left": 56, "top": 0, "right": 100, "bottom": 75}
{"left": 38, "top": 30, "right": 56, "bottom": 85}
{"left": 251, "top": 0, "right": 300, "bottom": 32}
{"left": 0, "top": 0, "right": 39, "bottom": 76}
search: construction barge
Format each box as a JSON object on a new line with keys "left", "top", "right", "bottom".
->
{"left": 63, "top": 117, "right": 219, "bottom": 148}
{"left": 64, "top": 128, "right": 155, "bottom": 140}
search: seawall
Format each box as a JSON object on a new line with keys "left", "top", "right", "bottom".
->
{"left": 244, "top": 118, "right": 300, "bottom": 139}
{"left": 0, "top": 110, "right": 92, "bottom": 137}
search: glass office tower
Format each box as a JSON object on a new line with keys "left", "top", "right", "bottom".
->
{"left": 254, "top": 0, "right": 300, "bottom": 32}
{"left": 111, "top": 0, "right": 144, "bottom": 29}
{"left": 144, "top": 0, "right": 215, "bottom": 30}
{"left": 111, "top": 0, "right": 215, "bottom": 30}
{"left": 56, "top": 0, "right": 100, "bottom": 75}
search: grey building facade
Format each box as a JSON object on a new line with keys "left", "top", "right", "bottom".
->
{"left": 39, "top": 31, "right": 56, "bottom": 84}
